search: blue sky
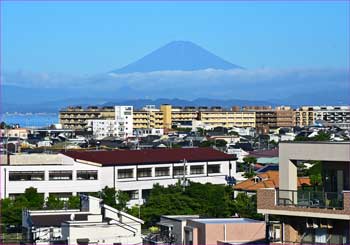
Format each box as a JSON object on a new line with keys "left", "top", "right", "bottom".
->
{"left": 2, "top": 1, "right": 349, "bottom": 74}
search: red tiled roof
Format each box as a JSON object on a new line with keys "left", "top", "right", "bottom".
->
{"left": 233, "top": 171, "right": 311, "bottom": 191}
{"left": 62, "top": 148, "right": 236, "bottom": 166}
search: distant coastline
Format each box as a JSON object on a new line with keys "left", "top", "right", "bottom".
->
{"left": 1, "top": 113, "right": 59, "bottom": 127}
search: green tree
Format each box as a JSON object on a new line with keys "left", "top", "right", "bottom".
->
{"left": 100, "top": 186, "right": 130, "bottom": 211}
{"left": 115, "top": 191, "right": 130, "bottom": 211}
{"left": 46, "top": 195, "right": 64, "bottom": 209}
{"left": 232, "top": 193, "right": 262, "bottom": 220}
{"left": 100, "top": 186, "right": 117, "bottom": 207}
{"left": 307, "top": 161, "right": 323, "bottom": 188}
{"left": 215, "top": 139, "right": 227, "bottom": 148}
{"left": 199, "top": 140, "right": 214, "bottom": 147}
{"left": 242, "top": 157, "right": 257, "bottom": 178}
{"left": 312, "top": 131, "right": 331, "bottom": 141}
{"left": 67, "top": 196, "right": 81, "bottom": 209}
{"left": 23, "top": 187, "right": 44, "bottom": 210}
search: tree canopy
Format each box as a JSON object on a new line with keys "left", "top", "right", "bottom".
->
{"left": 138, "top": 182, "right": 262, "bottom": 227}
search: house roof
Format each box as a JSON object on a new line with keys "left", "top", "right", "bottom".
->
{"left": 248, "top": 148, "right": 279, "bottom": 158}
{"left": 233, "top": 171, "right": 310, "bottom": 191}
{"left": 62, "top": 147, "right": 236, "bottom": 166}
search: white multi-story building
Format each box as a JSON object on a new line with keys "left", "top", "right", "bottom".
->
{"left": 312, "top": 106, "right": 350, "bottom": 129}
{"left": 86, "top": 119, "right": 118, "bottom": 139}
{"left": 295, "top": 105, "right": 350, "bottom": 129}
{"left": 115, "top": 106, "right": 133, "bottom": 138}
{"left": 1, "top": 148, "right": 237, "bottom": 206}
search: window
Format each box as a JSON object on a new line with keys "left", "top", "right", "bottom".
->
{"left": 49, "top": 171, "right": 72, "bottom": 180}
{"left": 155, "top": 167, "right": 170, "bottom": 177}
{"left": 137, "top": 168, "right": 152, "bottom": 178}
{"left": 173, "top": 166, "right": 185, "bottom": 176}
{"left": 49, "top": 192, "right": 72, "bottom": 201}
{"left": 9, "top": 171, "right": 45, "bottom": 181}
{"left": 126, "top": 190, "right": 139, "bottom": 200}
{"left": 190, "top": 165, "right": 204, "bottom": 175}
{"left": 118, "top": 169, "right": 133, "bottom": 179}
{"left": 77, "top": 170, "right": 98, "bottom": 180}
{"left": 207, "top": 164, "right": 221, "bottom": 174}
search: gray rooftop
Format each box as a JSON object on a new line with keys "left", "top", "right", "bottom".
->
{"left": 161, "top": 215, "right": 200, "bottom": 221}
{"left": 190, "top": 218, "right": 264, "bottom": 224}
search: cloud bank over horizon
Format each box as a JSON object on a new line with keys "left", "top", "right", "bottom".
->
{"left": 3, "top": 67, "right": 349, "bottom": 100}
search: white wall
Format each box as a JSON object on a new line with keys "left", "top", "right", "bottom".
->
{"left": 1, "top": 154, "right": 237, "bottom": 207}
{"left": 1, "top": 154, "right": 101, "bottom": 199}
{"left": 87, "top": 119, "right": 118, "bottom": 139}
{"left": 115, "top": 106, "right": 133, "bottom": 138}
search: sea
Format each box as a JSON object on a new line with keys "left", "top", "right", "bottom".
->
{"left": 0, "top": 113, "right": 59, "bottom": 128}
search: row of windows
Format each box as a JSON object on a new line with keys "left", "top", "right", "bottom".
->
{"left": 8, "top": 170, "right": 98, "bottom": 181}
{"left": 117, "top": 165, "right": 221, "bottom": 179}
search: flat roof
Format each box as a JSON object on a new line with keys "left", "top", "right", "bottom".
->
{"left": 62, "top": 148, "right": 236, "bottom": 166}
{"left": 162, "top": 215, "right": 200, "bottom": 221}
{"left": 191, "top": 218, "right": 264, "bottom": 224}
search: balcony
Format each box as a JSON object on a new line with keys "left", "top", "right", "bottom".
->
{"left": 277, "top": 189, "right": 343, "bottom": 209}
{"left": 257, "top": 188, "right": 350, "bottom": 219}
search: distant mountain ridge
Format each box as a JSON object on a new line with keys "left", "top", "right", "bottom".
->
{"left": 112, "top": 41, "right": 242, "bottom": 73}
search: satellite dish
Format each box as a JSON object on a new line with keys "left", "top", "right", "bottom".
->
{"left": 70, "top": 213, "right": 75, "bottom": 221}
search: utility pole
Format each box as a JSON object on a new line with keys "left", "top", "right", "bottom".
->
{"left": 182, "top": 159, "right": 187, "bottom": 192}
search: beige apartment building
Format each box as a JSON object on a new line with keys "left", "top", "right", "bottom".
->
{"left": 257, "top": 142, "right": 350, "bottom": 244}
{"left": 133, "top": 110, "right": 164, "bottom": 129}
{"left": 293, "top": 106, "right": 314, "bottom": 127}
{"left": 198, "top": 111, "right": 256, "bottom": 128}
{"left": 59, "top": 106, "right": 115, "bottom": 130}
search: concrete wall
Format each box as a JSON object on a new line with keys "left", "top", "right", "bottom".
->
{"left": 279, "top": 142, "right": 350, "bottom": 191}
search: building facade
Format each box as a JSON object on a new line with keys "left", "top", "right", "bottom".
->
{"left": 1, "top": 148, "right": 237, "bottom": 207}
{"left": 257, "top": 142, "right": 350, "bottom": 244}
{"left": 114, "top": 106, "right": 133, "bottom": 138}
{"left": 59, "top": 106, "right": 115, "bottom": 130}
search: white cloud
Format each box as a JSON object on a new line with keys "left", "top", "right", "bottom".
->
{"left": 2, "top": 67, "right": 349, "bottom": 100}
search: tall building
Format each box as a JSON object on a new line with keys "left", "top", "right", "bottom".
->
{"left": 114, "top": 106, "right": 133, "bottom": 138}
{"left": 160, "top": 104, "right": 172, "bottom": 129}
{"left": 276, "top": 106, "right": 294, "bottom": 127}
{"left": 242, "top": 106, "right": 294, "bottom": 132}
{"left": 257, "top": 142, "right": 350, "bottom": 244}
{"left": 133, "top": 105, "right": 164, "bottom": 129}
{"left": 293, "top": 106, "right": 315, "bottom": 127}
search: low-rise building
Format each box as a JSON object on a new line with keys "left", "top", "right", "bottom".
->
{"left": 1, "top": 148, "right": 237, "bottom": 206}
{"left": 0, "top": 128, "right": 29, "bottom": 139}
{"left": 144, "top": 216, "right": 266, "bottom": 245}
{"left": 22, "top": 195, "right": 144, "bottom": 245}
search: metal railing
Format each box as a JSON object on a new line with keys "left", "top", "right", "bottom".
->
{"left": 277, "top": 189, "right": 343, "bottom": 209}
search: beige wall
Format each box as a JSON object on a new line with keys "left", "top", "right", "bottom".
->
{"left": 187, "top": 220, "right": 265, "bottom": 244}
{"left": 160, "top": 105, "right": 172, "bottom": 129}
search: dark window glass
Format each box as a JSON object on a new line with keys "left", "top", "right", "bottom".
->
{"left": 77, "top": 170, "right": 98, "bottom": 180}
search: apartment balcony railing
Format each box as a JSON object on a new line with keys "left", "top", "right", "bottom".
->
{"left": 277, "top": 189, "right": 343, "bottom": 209}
